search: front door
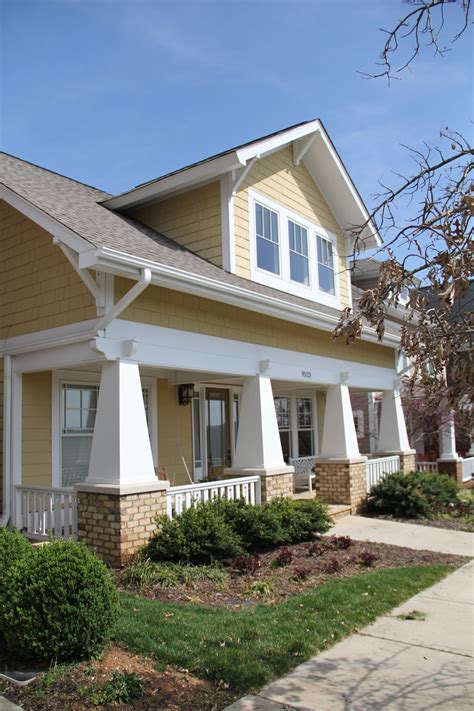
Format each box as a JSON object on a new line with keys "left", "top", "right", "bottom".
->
{"left": 205, "top": 388, "right": 231, "bottom": 477}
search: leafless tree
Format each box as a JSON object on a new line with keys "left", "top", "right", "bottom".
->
{"left": 334, "top": 0, "right": 473, "bottom": 429}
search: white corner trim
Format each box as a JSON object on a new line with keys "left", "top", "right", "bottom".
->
{"left": 220, "top": 175, "right": 236, "bottom": 273}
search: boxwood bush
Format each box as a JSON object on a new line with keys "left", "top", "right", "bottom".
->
{"left": 144, "top": 497, "right": 332, "bottom": 564}
{"left": 366, "top": 471, "right": 459, "bottom": 519}
{"left": 2, "top": 540, "right": 119, "bottom": 662}
{"left": 0, "top": 527, "right": 33, "bottom": 631}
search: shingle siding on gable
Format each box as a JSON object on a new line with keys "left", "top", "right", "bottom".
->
{"left": 0, "top": 201, "right": 96, "bottom": 339}
{"left": 234, "top": 145, "right": 351, "bottom": 309}
{"left": 128, "top": 181, "right": 222, "bottom": 267}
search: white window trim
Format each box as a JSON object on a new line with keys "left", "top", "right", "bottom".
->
{"left": 273, "top": 391, "right": 319, "bottom": 458}
{"left": 248, "top": 188, "right": 340, "bottom": 309}
{"left": 52, "top": 369, "right": 158, "bottom": 488}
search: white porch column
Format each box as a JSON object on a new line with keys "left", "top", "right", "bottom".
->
{"left": 320, "top": 383, "right": 361, "bottom": 459}
{"left": 84, "top": 360, "right": 158, "bottom": 490}
{"left": 233, "top": 374, "right": 286, "bottom": 470}
{"left": 224, "top": 374, "right": 293, "bottom": 501}
{"left": 376, "top": 388, "right": 411, "bottom": 454}
{"left": 439, "top": 412, "right": 459, "bottom": 461}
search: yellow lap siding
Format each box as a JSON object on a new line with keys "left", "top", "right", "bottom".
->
{"left": 233, "top": 145, "right": 351, "bottom": 309}
{"left": 128, "top": 181, "right": 223, "bottom": 267}
{"left": 0, "top": 201, "right": 96, "bottom": 339}
{"left": 156, "top": 378, "right": 193, "bottom": 486}
{"left": 22, "top": 372, "right": 52, "bottom": 487}
{"left": 0, "top": 359, "right": 3, "bottom": 512}
{"left": 116, "top": 279, "right": 395, "bottom": 369}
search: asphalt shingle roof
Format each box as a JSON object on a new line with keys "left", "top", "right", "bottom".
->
{"left": 0, "top": 151, "right": 400, "bottom": 338}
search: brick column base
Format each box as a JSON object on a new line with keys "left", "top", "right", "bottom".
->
{"left": 76, "top": 483, "right": 168, "bottom": 567}
{"left": 436, "top": 459, "right": 463, "bottom": 485}
{"left": 375, "top": 450, "right": 417, "bottom": 474}
{"left": 314, "top": 458, "right": 367, "bottom": 512}
{"left": 224, "top": 466, "right": 294, "bottom": 502}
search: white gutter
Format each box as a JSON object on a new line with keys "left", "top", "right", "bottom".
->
{"left": 79, "top": 246, "right": 401, "bottom": 347}
{"left": 1, "top": 355, "right": 12, "bottom": 527}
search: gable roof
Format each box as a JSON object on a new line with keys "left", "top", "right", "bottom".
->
{"left": 103, "top": 119, "right": 380, "bottom": 248}
{"left": 0, "top": 150, "right": 399, "bottom": 343}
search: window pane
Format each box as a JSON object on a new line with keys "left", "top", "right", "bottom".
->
{"left": 275, "top": 397, "right": 291, "bottom": 429}
{"left": 298, "top": 430, "right": 314, "bottom": 457}
{"left": 233, "top": 394, "right": 239, "bottom": 447}
{"left": 81, "top": 388, "right": 97, "bottom": 410}
{"left": 301, "top": 228, "right": 308, "bottom": 257}
{"left": 319, "top": 264, "right": 335, "bottom": 294}
{"left": 263, "top": 206, "right": 271, "bottom": 239}
{"left": 64, "top": 409, "right": 81, "bottom": 431}
{"left": 290, "top": 252, "right": 309, "bottom": 285}
{"left": 256, "top": 203, "right": 263, "bottom": 236}
{"left": 257, "top": 236, "right": 279, "bottom": 274}
{"left": 271, "top": 211, "right": 278, "bottom": 243}
{"left": 61, "top": 436, "right": 92, "bottom": 487}
{"left": 279, "top": 430, "right": 292, "bottom": 463}
{"left": 289, "top": 220, "right": 294, "bottom": 250}
{"left": 297, "top": 398, "right": 313, "bottom": 427}
{"left": 65, "top": 387, "right": 81, "bottom": 409}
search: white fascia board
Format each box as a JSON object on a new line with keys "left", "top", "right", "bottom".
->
{"left": 0, "top": 319, "right": 100, "bottom": 357}
{"left": 103, "top": 153, "right": 244, "bottom": 210}
{"left": 0, "top": 184, "right": 92, "bottom": 253}
{"left": 236, "top": 121, "right": 321, "bottom": 163}
{"left": 79, "top": 246, "right": 400, "bottom": 347}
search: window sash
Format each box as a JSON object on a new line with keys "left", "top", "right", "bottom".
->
{"left": 256, "top": 202, "right": 280, "bottom": 274}
{"left": 317, "top": 235, "right": 335, "bottom": 294}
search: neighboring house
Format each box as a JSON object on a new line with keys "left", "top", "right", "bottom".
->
{"left": 0, "top": 119, "right": 416, "bottom": 565}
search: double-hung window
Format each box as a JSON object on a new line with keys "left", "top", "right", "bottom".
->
{"left": 275, "top": 396, "right": 291, "bottom": 463}
{"left": 317, "top": 235, "right": 335, "bottom": 294}
{"left": 297, "top": 397, "right": 314, "bottom": 456}
{"left": 256, "top": 202, "right": 280, "bottom": 274}
{"left": 288, "top": 220, "right": 309, "bottom": 285}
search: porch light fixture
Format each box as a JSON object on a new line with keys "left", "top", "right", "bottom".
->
{"left": 178, "top": 383, "right": 195, "bottom": 406}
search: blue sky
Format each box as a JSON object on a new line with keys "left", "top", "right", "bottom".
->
{"left": 1, "top": 0, "right": 472, "bottom": 216}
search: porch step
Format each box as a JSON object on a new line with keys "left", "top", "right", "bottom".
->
{"left": 328, "top": 504, "right": 351, "bottom": 520}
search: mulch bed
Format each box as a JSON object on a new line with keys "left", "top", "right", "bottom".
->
{"left": 1, "top": 645, "right": 236, "bottom": 711}
{"left": 365, "top": 514, "right": 474, "bottom": 532}
{"left": 115, "top": 536, "right": 467, "bottom": 608}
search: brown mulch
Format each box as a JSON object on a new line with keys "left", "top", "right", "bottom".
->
{"left": 115, "top": 536, "right": 467, "bottom": 608}
{"left": 1, "top": 645, "right": 237, "bottom": 711}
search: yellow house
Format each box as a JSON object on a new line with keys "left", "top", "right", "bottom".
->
{"left": 0, "top": 119, "right": 415, "bottom": 565}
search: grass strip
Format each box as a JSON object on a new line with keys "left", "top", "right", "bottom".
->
{"left": 115, "top": 564, "right": 450, "bottom": 692}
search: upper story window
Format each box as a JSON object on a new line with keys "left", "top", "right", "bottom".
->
{"left": 317, "top": 235, "right": 335, "bottom": 294}
{"left": 250, "top": 189, "right": 339, "bottom": 307}
{"left": 256, "top": 202, "right": 279, "bottom": 274}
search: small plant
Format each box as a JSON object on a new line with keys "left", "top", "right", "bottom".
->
{"left": 121, "top": 558, "right": 227, "bottom": 589}
{"left": 84, "top": 671, "right": 143, "bottom": 705}
{"left": 248, "top": 579, "right": 274, "bottom": 597}
{"left": 306, "top": 541, "right": 325, "bottom": 557}
{"left": 2, "top": 540, "right": 119, "bottom": 662}
{"left": 291, "top": 566, "right": 311, "bottom": 581}
{"left": 329, "top": 535, "right": 353, "bottom": 550}
{"left": 322, "top": 557, "right": 343, "bottom": 574}
{"left": 231, "top": 553, "right": 263, "bottom": 574}
{"left": 273, "top": 547, "right": 294, "bottom": 567}
{"left": 357, "top": 550, "right": 377, "bottom": 567}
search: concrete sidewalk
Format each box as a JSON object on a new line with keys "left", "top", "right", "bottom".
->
{"left": 327, "top": 514, "right": 474, "bottom": 557}
{"left": 226, "top": 560, "right": 474, "bottom": 710}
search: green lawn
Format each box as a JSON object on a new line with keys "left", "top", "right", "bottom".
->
{"left": 115, "top": 564, "right": 450, "bottom": 692}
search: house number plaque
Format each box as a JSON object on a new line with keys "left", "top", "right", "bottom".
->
{"left": 301, "top": 371, "right": 312, "bottom": 379}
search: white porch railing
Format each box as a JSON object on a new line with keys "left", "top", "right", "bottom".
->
{"left": 416, "top": 462, "right": 438, "bottom": 473}
{"left": 461, "top": 457, "right": 474, "bottom": 482}
{"left": 166, "top": 475, "right": 261, "bottom": 519}
{"left": 366, "top": 456, "right": 400, "bottom": 492}
{"left": 16, "top": 486, "right": 77, "bottom": 541}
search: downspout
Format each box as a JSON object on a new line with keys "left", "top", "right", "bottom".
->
{"left": 0, "top": 355, "right": 12, "bottom": 527}
{"left": 96, "top": 268, "right": 152, "bottom": 331}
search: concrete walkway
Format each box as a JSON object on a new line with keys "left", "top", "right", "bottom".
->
{"left": 327, "top": 514, "right": 474, "bottom": 557}
{"left": 227, "top": 556, "right": 474, "bottom": 709}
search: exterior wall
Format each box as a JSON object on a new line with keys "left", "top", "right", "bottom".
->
{"left": 260, "top": 471, "right": 294, "bottom": 502}
{"left": 128, "top": 182, "right": 222, "bottom": 267}
{"left": 156, "top": 378, "right": 193, "bottom": 485}
{"left": 0, "top": 201, "right": 96, "bottom": 339}
{"left": 0, "top": 359, "right": 3, "bottom": 513}
{"left": 22, "top": 371, "right": 52, "bottom": 487}
{"left": 233, "top": 146, "right": 352, "bottom": 309}
{"left": 116, "top": 279, "right": 395, "bottom": 369}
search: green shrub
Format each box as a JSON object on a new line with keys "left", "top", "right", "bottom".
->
{"left": 145, "top": 503, "right": 244, "bottom": 564}
{"left": 366, "top": 471, "right": 459, "bottom": 519}
{"left": 0, "top": 528, "right": 32, "bottom": 629}
{"left": 144, "top": 497, "right": 332, "bottom": 564}
{"left": 2, "top": 540, "right": 119, "bottom": 662}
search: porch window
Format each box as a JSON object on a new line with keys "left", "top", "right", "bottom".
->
{"left": 297, "top": 397, "right": 314, "bottom": 456}
{"left": 256, "top": 202, "right": 280, "bottom": 274}
{"left": 60, "top": 383, "right": 150, "bottom": 488}
{"left": 317, "top": 235, "right": 335, "bottom": 294}
{"left": 289, "top": 220, "right": 309, "bottom": 285}
{"left": 275, "top": 396, "right": 292, "bottom": 463}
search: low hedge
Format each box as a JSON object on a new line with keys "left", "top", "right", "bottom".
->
{"left": 0, "top": 527, "right": 33, "bottom": 631}
{"left": 365, "top": 471, "right": 459, "bottom": 519}
{"left": 2, "top": 539, "right": 119, "bottom": 662}
{"left": 144, "top": 497, "right": 332, "bottom": 564}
